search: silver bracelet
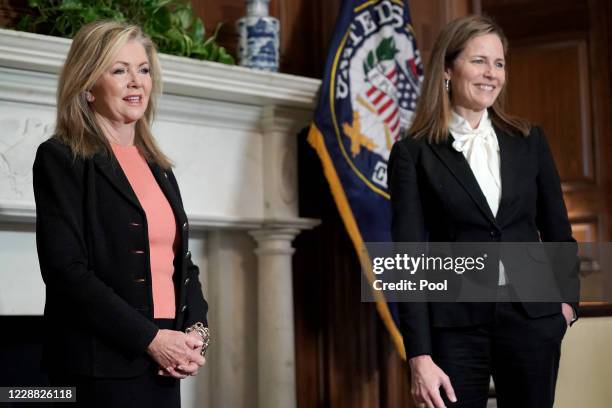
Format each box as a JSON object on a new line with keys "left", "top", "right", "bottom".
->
{"left": 185, "top": 322, "right": 211, "bottom": 357}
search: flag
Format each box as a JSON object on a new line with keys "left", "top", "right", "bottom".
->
{"left": 307, "top": 0, "right": 423, "bottom": 360}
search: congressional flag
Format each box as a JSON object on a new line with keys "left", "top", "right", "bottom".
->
{"left": 307, "top": 0, "right": 423, "bottom": 359}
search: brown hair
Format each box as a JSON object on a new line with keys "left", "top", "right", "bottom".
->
{"left": 55, "top": 20, "right": 171, "bottom": 168}
{"left": 408, "top": 15, "right": 530, "bottom": 143}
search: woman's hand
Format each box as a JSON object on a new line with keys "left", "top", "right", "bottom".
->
{"left": 561, "top": 303, "right": 574, "bottom": 326}
{"left": 162, "top": 332, "right": 207, "bottom": 378}
{"left": 409, "top": 355, "right": 457, "bottom": 408}
{"left": 185, "top": 330, "right": 205, "bottom": 357}
{"left": 153, "top": 331, "right": 207, "bottom": 379}
{"left": 147, "top": 329, "right": 203, "bottom": 378}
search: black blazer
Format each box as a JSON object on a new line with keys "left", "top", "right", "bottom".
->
{"left": 388, "top": 125, "right": 580, "bottom": 359}
{"left": 33, "top": 137, "right": 208, "bottom": 377}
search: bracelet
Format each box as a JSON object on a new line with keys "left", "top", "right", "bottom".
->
{"left": 185, "top": 322, "right": 211, "bottom": 357}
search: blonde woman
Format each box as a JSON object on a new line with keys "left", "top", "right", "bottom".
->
{"left": 33, "top": 21, "right": 209, "bottom": 407}
{"left": 389, "top": 15, "right": 579, "bottom": 408}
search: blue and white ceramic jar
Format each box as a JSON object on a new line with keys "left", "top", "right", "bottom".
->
{"left": 237, "top": 0, "right": 280, "bottom": 72}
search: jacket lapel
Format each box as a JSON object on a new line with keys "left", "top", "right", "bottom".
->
{"left": 93, "top": 152, "right": 188, "bottom": 230}
{"left": 495, "top": 127, "right": 517, "bottom": 226}
{"left": 148, "top": 163, "right": 188, "bottom": 230}
{"left": 93, "top": 153, "right": 143, "bottom": 212}
{"left": 428, "top": 136, "right": 498, "bottom": 226}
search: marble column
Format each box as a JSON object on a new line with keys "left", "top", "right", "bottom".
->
{"left": 203, "top": 231, "right": 258, "bottom": 408}
{"left": 249, "top": 228, "right": 300, "bottom": 408}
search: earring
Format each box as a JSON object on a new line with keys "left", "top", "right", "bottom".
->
{"left": 444, "top": 79, "right": 450, "bottom": 92}
{"left": 84, "top": 91, "right": 94, "bottom": 102}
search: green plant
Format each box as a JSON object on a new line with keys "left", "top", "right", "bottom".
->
{"left": 17, "top": 0, "right": 234, "bottom": 64}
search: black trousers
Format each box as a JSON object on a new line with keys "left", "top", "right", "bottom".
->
{"left": 432, "top": 301, "right": 567, "bottom": 408}
{"left": 48, "top": 319, "right": 180, "bottom": 408}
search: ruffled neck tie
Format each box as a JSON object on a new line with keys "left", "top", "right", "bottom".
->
{"left": 449, "top": 109, "right": 501, "bottom": 216}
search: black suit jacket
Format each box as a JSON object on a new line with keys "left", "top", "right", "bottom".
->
{"left": 33, "top": 137, "right": 208, "bottom": 377}
{"left": 388, "top": 125, "right": 579, "bottom": 359}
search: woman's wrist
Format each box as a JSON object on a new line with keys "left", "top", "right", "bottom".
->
{"left": 185, "top": 322, "right": 211, "bottom": 357}
{"left": 409, "top": 354, "right": 432, "bottom": 369}
{"left": 145, "top": 328, "right": 161, "bottom": 354}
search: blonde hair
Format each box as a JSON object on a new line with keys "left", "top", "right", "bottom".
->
{"left": 55, "top": 20, "right": 171, "bottom": 168}
{"left": 408, "top": 15, "right": 530, "bottom": 143}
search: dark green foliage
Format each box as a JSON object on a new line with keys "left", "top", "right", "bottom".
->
{"left": 17, "top": 0, "right": 234, "bottom": 64}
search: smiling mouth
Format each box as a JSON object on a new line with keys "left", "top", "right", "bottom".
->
{"left": 476, "top": 84, "right": 495, "bottom": 91}
{"left": 123, "top": 96, "right": 143, "bottom": 104}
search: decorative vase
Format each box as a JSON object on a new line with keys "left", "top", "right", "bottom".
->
{"left": 237, "top": 0, "right": 280, "bottom": 72}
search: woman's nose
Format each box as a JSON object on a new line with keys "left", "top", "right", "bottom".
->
{"left": 128, "top": 69, "right": 142, "bottom": 87}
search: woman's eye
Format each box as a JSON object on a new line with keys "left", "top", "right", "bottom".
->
{"left": 496, "top": 62, "right": 505, "bottom": 68}
{"left": 139, "top": 67, "right": 150, "bottom": 74}
{"left": 112, "top": 68, "right": 125, "bottom": 75}
{"left": 472, "top": 59, "right": 484, "bottom": 64}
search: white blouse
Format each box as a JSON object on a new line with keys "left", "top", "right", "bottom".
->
{"left": 449, "top": 109, "right": 507, "bottom": 286}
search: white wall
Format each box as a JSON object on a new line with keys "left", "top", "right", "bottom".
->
{"left": 556, "top": 316, "right": 612, "bottom": 407}
{"left": 0, "top": 223, "right": 41, "bottom": 314}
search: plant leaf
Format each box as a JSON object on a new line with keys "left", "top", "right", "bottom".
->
{"left": 152, "top": 6, "right": 172, "bottom": 33}
{"left": 175, "top": 6, "right": 192, "bottom": 31}
{"left": 152, "top": 0, "right": 173, "bottom": 12}
{"left": 58, "top": 0, "right": 83, "bottom": 11}
{"left": 217, "top": 47, "right": 235, "bottom": 64}
{"left": 82, "top": 7, "right": 99, "bottom": 23}
{"left": 191, "top": 43, "right": 209, "bottom": 59}
{"left": 182, "top": 33, "right": 193, "bottom": 55}
{"left": 209, "top": 43, "right": 218, "bottom": 61}
{"left": 190, "top": 18, "right": 204, "bottom": 42}
{"left": 16, "top": 15, "right": 32, "bottom": 32}
{"left": 165, "top": 27, "right": 186, "bottom": 55}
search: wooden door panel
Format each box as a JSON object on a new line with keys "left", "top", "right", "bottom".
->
{"left": 506, "top": 39, "right": 593, "bottom": 184}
